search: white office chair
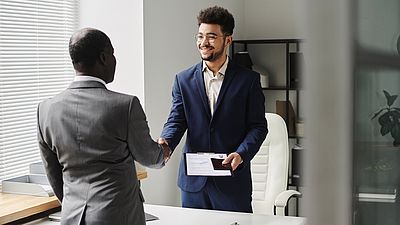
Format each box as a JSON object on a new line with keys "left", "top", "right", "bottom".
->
{"left": 251, "top": 113, "right": 301, "bottom": 216}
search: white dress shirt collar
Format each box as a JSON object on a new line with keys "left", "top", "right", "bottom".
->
{"left": 73, "top": 75, "right": 106, "bottom": 86}
{"left": 202, "top": 56, "right": 229, "bottom": 76}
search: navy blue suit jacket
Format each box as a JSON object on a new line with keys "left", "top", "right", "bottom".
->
{"left": 161, "top": 60, "right": 267, "bottom": 199}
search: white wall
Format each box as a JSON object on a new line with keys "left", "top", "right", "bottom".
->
{"left": 80, "top": 0, "right": 301, "bottom": 207}
{"left": 79, "top": 0, "right": 145, "bottom": 101}
{"left": 243, "top": 0, "right": 302, "bottom": 39}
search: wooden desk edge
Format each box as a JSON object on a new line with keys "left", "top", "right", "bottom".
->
{"left": 0, "top": 195, "right": 59, "bottom": 224}
{"left": 0, "top": 170, "right": 147, "bottom": 224}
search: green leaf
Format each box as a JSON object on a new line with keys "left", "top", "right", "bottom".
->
{"left": 378, "top": 112, "right": 391, "bottom": 125}
{"left": 381, "top": 124, "right": 392, "bottom": 136}
{"left": 379, "top": 113, "right": 393, "bottom": 135}
{"left": 383, "top": 90, "right": 398, "bottom": 107}
{"left": 392, "top": 110, "right": 400, "bottom": 121}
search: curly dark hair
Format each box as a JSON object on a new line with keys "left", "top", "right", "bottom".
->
{"left": 69, "top": 28, "right": 111, "bottom": 68}
{"left": 197, "top": 6, "right": 235, "bottom": 35}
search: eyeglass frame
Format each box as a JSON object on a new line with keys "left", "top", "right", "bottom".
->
{"left": 195, "top": 33, "right": 230, "bottom": 43}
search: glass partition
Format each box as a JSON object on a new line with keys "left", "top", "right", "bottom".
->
{"left": 353, "top": 1, "right": 400, "bottom": 224}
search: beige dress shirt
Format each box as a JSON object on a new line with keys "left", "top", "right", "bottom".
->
{"left": 203, "top": 56, "right": 229, "bottom": 115}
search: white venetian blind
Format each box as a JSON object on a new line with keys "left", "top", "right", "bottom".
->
{"left": 0, "top": 0, "right": 78, "bottom": 181}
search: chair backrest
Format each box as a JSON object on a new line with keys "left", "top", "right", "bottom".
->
{"left": 251, "top": 113, "right": 289, "bottom": 215}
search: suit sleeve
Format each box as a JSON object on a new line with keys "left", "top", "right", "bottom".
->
{"left": 37, "top": 104, "right": 64, "bottom": 202}
{"left": 127, "top": 97, "right": 165, "bottom": 169}
{"left": 236, "top": 74, "right": 268, "bottom": 166}
{"left": 160, "top": 75, "right": 188, "bottom": 151}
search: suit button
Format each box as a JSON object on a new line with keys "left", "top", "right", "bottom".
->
{"left": 210, "top": 128, "right": 215, "bottom": 132}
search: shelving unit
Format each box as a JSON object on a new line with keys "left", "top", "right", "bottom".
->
{"left": 231, "top": 39, "right": 303, "bottom": 215}
{"left": 231, "top": 39, "right": 302, "bottom": 138}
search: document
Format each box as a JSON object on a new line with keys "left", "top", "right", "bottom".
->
{"left": 185, "top": 153, "right": 232, "bottom": 176}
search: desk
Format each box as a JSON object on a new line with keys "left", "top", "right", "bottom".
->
{"left": 0, "top": 170, "right": 147, "bottom": 224}
{"left": 144, "top": 204, "right": 306, "bottom": 225}
{"left": 23, "top": 204, "right": 307, "bottom": 225}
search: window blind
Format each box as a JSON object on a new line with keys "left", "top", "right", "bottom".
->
{"left": 0, "top": 0, "right": 78, "bottom": 181}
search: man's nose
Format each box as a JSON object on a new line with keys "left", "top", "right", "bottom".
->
{"left": 200, "top": 38, "right": 210, "bottom": 45}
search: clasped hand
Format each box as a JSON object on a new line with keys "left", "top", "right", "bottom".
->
{"left": 157, "top": 138, "right": 172, "bottom": 163}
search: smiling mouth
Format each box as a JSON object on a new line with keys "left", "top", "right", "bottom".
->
{"left": 200, "top": 46, "right": 213, "bottom": 52}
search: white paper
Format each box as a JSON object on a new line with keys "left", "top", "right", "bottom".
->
{"left": 186, "top": 153, "right": 232, "bottom": 176}
{"left": 39, "top": 184, "right": 54, "bottom": 193}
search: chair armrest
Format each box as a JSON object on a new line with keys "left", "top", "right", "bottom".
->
{"left": 274, "top": 190, "right": 302, "bottom": 216}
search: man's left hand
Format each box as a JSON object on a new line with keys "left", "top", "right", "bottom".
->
{"left": 222, "top": 152, "right": 243, "bottom": 171}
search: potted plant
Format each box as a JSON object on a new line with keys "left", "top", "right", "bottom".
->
{"left": 371, "top": 90, "right": 400, "bottom": 146}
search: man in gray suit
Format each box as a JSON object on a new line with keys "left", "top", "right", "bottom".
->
{"left": 37, "top": 28, "right": 171, "bottom": 225}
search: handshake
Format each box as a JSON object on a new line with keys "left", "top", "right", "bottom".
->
{"left": 158, "top": 138, "right": 172, "bottom": 163}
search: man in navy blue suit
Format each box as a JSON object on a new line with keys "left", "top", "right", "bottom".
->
{"left": 160, "top": 6, "right": 267, "bottom": 213}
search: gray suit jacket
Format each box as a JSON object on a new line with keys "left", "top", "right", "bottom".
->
{"left": 37, "top": 81, "right": 164, "bottom": 225}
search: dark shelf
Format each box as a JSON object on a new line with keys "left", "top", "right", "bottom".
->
{"left": 262, "top": 86, "right": 297, "bottom": 91}
{"left": 233, "top": 39, "right": 302, "bottom": 44}
{"left": 289, "top": 135, "right": 304, "bottom": 139}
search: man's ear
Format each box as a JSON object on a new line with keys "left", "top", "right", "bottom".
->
{"left": 99, "top": 52, "right": 107, "bottom": 65}
{"left": 225, "top": 35, "right": 233, "bottom": 46}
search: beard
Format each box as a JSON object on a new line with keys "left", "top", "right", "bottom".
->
{"left": 200, "top": 42, "right": 226, "bottom": 62}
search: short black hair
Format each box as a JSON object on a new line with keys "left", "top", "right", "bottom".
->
{"left": 197, "top": 6, "right": 235, "bottom": 35}
{"left": 69, "top": 28, "right": 111, "bottom": 68}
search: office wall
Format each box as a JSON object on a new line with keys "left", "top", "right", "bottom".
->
{"left": 80, "top": 0, "right": 301, "bottom": 206}
{"left": 243, "top": 0, "right": 301, "bottom": 39}
{"left": 79, "top": 0, "right": 145, "bottom": 101}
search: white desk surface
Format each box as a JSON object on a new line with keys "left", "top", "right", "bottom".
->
{"left": 144, "top": 204, "right": 306, "bottom": 225}
{"left": 27, "top": 204, "right": 306, "bottom": 225}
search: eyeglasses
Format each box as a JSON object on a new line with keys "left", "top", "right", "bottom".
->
{"left": 195, "top": 34, "right": 225, "bottom": 43}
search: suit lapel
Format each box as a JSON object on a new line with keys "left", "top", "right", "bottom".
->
{"left": 213, "top": 61, "right": 236, "bottom": 117}
{"left": 194, "top": 63, "right": 211, "bottom": 119}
